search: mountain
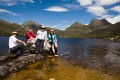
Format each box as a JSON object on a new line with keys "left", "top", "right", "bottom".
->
{"left": 89, "top": 19, "right": 112, "bottom": 31}
{"left": 0, "top": 19, "right": 119, "bottom": 39}
{"left": 62, "top": 21, "right": 91, "bottom": 38}
{"left": 0, "top": 19, "right": 61, "bottom": 36}
{"left": 86, "top": 22, "right": 120, "bottom": 38}
{"left": 22, "top": 20, "right": 62, "bottom": 37}
{"left": 0, "top": 19, "right": 25, "bottom": 36}
{"left": 22, "top": 21, "right": 42, "bottom": 33}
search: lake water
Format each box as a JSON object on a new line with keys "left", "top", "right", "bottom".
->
{"left": 0, "top": 36, "right": 25, "bottom": 55}
{"left": 1, "top": 36, "right": 120, "bottom": 80}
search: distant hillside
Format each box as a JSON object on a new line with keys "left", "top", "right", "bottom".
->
{"left": 86, "top": 22, "right": 120, "bottom": 38}
{"left": 63, "top": 21, "right": 91, "bottom": 38}
{"left": 1, "top": 19, "right": 119, "bottom": 39}
{"left": 22, "top": 21, "right": 42, "bottom": 33}
{"left": 89, "top": 19, "right": 112, "bottom": 31}
{"left": 0, "top": 19, "right": 25, "bottom": 36}
{"left": 0, "top": 19, "right": 61, "bottom": 37}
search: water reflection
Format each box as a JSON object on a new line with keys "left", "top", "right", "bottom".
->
{"left": 42, "top": 57, "right": 58, "bottom": 73}
{"left": 58, "top": 38, "right": 120, "bottom": 73}
{"left": 1, "top": 37, "right": 120, "bottom": 78}
{"left": 0, "top": 36, "right": 25, "bottom": 55}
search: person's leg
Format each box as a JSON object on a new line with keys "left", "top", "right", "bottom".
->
{"left": 48, "top": 42, "right": 53, "bottom": 57}
{"left": 10, "top": 45, "right": 19, "bottom": 54}
{"left": 52, "top": 45, "right": 55, "bottom": 53}
{"left": 55, "top": 47, "right": 58, "bottom": 53}
{"left": 39, "top": 40, "right": 44, "bottom": 54}
{"left": 18, "top": 43, "right": 25, "bottom": 54}
{"left": 10, "top": 43, "right": 24, "bottom": 58}
{"left": 54, "top": 46, "right": 58, "bottom": 56}
{"left": 35, "top": 39, "right": 40, "bottom": 53}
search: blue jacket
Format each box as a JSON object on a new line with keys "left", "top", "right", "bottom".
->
{"left": 48, "top": 34, "right": 57, "bottom": 43}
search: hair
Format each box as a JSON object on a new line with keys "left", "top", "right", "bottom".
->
{"left": 50, "top": 30, "right": 55, "bottom": 34}
{"left": 29, "top": 27, "right": 32, "bottom": 29}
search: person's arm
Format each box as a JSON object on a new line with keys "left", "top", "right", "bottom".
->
{"left": 45, "top": 31, "right": 48, "bottom": 41}
{"left": 16, "top": 39, "right": 27, "bottom": 46}
{"left": 36, "top": 31, "right": 39, "bottom": 39}
{"left": 26, "top": 32, "right": 33, "bottom": 39}
{"left": 55, "top": 34, "right": 57, "bottom": 42}
{"left": 32, "top": 33, "right": 36, "bottom": 38}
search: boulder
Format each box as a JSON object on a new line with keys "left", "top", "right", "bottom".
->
{"left": 0, "top": 54, "right": 44, "bottom": 78}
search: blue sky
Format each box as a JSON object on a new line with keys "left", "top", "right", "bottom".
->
{"left": 0, "top": 0, "right": 120, "bottom": 30}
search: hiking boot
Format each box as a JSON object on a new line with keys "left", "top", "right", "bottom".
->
{"left": 48, "top": 52, "right": 53, "bottom": 57}
{"left": 54, "top": 52, "right": 58, "bottom": 57}
{"left": 54, "top": 54, "right": 58, "bottom": 57}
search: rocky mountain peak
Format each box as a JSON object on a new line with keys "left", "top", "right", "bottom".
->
{"left": 89, "top": 19, "right": 111, "bottom": 27}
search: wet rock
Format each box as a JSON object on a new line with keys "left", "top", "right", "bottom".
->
{"left": 104, "top": 52, "right": 120, "bottom": 71}
{"left": 0, "top": 56, "right": 7, "bottom": 61}
{"left": 0, "top": 54, "right": 44, "bottom": 78}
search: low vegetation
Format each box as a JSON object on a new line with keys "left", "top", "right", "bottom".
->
{"left": 0, "top": 19, "right": 120, "bottom": 40}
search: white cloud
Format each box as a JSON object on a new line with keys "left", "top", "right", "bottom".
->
{"left": 49, "top": 24, "right": 70, "bottom": 30}
{"left": 44, "top": 6, "right": 69, "bottom": 12}
{"left": 87, "top": 6, "right": 106, "bottom": 16}
{"left": 0, "top": 0, "right": 34, "bottom": 6}
{"left": 106, "top": 15, "right": 120, "bottom": 24}
{"left": 110, "top": 6, "right": 120, "bottom": 13}
{"left": 64, "top": 4, "right": 81, "bottom": 10}
{"left": 101, "top": 15, "right": 113, "bottom": 18}
{"left": 0, "top": 9, "right": 20, "bottom": 16}
{"left": 76, "top": 0, "right": 93, "bottom": 6}
{"left": 96, "top": 0, "right": 120, "bottom": 6}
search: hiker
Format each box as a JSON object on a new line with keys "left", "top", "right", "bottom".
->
{"left": 9, "top": 32, "right": 27, "bottom": 58}
{"left": 35, "top": 26, "right": 48, "bottom": 54}
{"left": 48, "top": 29, "right": 58, "bottom": 56}
{"left": 26, "top": 28, "right": 36, "bottom": 42}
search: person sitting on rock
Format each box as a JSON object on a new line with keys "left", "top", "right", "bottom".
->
{"left": 48, "top": 29, "right": 58, "bottom": 57}
{"left": 26, "top": 27, "right": 36, "bottom": 42}
{"left": 9, "top": 32, "right": 27, "bottom": 58}
{"left": 35, "top": 26, "right": 48, "bottom": 54}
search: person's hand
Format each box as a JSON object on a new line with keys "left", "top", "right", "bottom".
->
{"left": 47, "top": 40, "right": 49, "bottom": 43}
{"left": 23, "top": 42, "right": 27, "bottom": 46}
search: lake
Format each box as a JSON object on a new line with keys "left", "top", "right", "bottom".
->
{"left": 1, "top": 36, "right": 120, "bottom": 80}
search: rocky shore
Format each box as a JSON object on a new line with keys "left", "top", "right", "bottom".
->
{"left": 0, "top": 54, "right": 44, "bottom": 79}
{"left": 106, "top": 36, "right": 120, "bottom": 42}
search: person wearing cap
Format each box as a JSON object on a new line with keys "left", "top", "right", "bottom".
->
{"left": 9, "top": 32, "right": 27, "bottom": 58}
{"left": 48, "top": 29, "right": 58, "bottom": 57}
{"left": 26, "top": 28, "right": 36, "bottom": 42}
{"left": 35, "top": 25, "right": 48, "bottom": 54}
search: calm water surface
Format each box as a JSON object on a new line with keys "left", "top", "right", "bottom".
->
{"left": 1, "top": 36, "right": 120, "bottom": 80}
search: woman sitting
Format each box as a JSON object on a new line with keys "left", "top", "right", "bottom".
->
{"left": 48, "top": 30, "right": 58, "bottom": 57}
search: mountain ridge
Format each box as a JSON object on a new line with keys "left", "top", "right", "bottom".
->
{"left": 88, "top": 19, "right": 112, "bottom": 31}
{"left": 0, "top": 19, "right": 119, "bottom": 38}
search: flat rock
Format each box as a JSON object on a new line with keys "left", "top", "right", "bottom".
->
{"left": 0, "top": 54, "right": 44, "bottom": 79}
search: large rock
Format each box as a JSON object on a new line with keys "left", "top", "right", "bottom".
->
{"left": 0, "top": 54, "right": 44, "bottom": 79}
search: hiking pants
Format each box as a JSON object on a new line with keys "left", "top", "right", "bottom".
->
{"left": 35, "top": 39, "right": 44, "bottom": 53}
{"left": 10, "top": 43, "right": 25, "bottom": 55}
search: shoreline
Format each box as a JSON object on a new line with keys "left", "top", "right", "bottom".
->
{"left": 0, "top": 54, "right": 44, "bottom": 79}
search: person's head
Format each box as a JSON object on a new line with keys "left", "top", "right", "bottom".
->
{"left": 28, "top": 28, "right": 33, "bottom": 32}
{"left": 50, "top": 29, "right": 54, "bottom": 34}
{"left": 12, "top": 31, "right": 18, "bottom": 36}
{"left": 40, "top": 25, "right": 46, "bottom": 30}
